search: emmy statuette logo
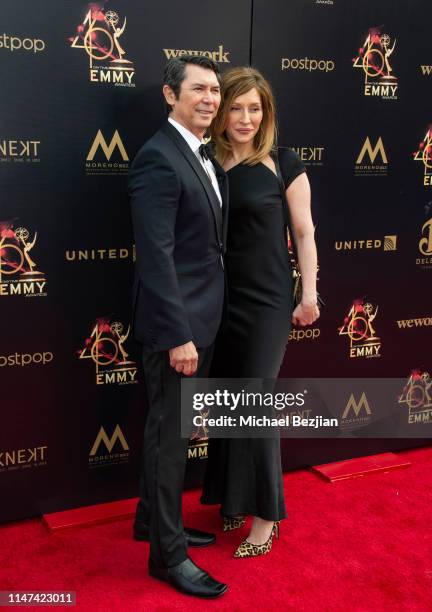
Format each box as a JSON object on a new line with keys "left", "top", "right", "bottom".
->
{"left": 413, "top": 127, "right": 432, "bottom": 187}
{"left": 69, "top": 5, "right": 135, "bottom": 87}
{"left": 399, "top": 372, "right": 432, "bottom": 424}
{"left": 353, "top": 27, "right": 398, "bottom": 100}
{"left": 0, "top": 221, "right": 47, "bottom": 297}
{"left": 78, "top": 317, "right": 137, "bottom": 385}
{"left": 339, "top": 299, "right": 381, "bottom": 358}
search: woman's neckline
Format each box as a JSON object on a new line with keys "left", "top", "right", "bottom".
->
{"left": 226, "top": 160, "right": 278, "bottom": 179}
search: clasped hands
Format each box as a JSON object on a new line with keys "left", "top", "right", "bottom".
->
{"left": 169, "top": 298, "right": 319, "bottom": 376}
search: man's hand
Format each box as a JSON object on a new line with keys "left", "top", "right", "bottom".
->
{"left": 169, "top": 341, "right": 198, "bottom": 376}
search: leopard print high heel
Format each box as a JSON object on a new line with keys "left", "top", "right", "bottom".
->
{"left": 233, "top": 521, "right": 280, "bottom": 558}
{"left": 222, "top": 516, "right": 246, "bottom": 532}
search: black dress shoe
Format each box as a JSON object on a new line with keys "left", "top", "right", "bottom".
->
{"left": 134, "top": 523, "right": 215, "bottom": 547}
{"left": 149, "top": 557, "right": 228, "bottom": 598}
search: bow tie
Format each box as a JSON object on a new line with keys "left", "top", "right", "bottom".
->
{"left": 199, "top": 143, "right": 213, "bottom": 161}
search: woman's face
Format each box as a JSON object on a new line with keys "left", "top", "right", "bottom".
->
{"left": 225, "top": 87, "right": 263, "bottom": 146}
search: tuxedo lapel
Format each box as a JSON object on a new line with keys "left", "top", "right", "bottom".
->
{"left": 162, "top": 122, "right": 223, "bottom": 242}
{"left": 211, "top": 156, "right": 229, "bottom": 253}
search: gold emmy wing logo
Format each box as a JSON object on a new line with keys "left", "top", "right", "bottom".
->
{"left": 339, "top": 299, "right": 381, "bottom": 358}
{"left": 399, "top": 372, "right": 432, "bottom": 424}
{"left": 413, "top": 127, "right": 432, "bottom": 186}
{"left": 69, "top": 5, "right": 135, "bottom": 87}
{"left": 86, "top": 129, "right": 129, "bottom": 175}
{"left": 352, "top": 27, "right": 398, "bottom": 99}
{"left": 0, "top": 221, "right": 47, "bottom": 297}
{"left": 341, "top": 392, "right": 372, "bottom": 427}
{"left": 78, "top": 317, "right": 137, "bottom": 385}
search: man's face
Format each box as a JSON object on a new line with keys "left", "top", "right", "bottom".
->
{"left": 164, "top": 64, "right": 221, "bottom": 138}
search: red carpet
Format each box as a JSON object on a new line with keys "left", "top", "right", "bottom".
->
{"left": 1, "top": 446, "right": 431, "bottom": 611}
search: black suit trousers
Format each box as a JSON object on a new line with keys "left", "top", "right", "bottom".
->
{"left": 140, "top": 345, "right": 214, "bottom": 567}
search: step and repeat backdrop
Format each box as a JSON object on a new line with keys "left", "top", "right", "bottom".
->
{"left": 1, "top": 0, "right": 431, "bottom": 522}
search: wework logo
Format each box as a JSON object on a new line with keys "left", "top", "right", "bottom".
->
{"left": 397, "top": 317, "right": 432, "bottom": 329}
{"left": 420, "top": 66, "right": 432, "bottom": 76}
{"left": 163, "top": 45, "right": 230, "bottom": 63}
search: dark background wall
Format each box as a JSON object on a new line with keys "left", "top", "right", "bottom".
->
{"left": 1, "top": 0, "right": 430, "bottom": 522}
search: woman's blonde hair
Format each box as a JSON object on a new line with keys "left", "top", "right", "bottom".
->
{"left": 211, "top": 67, "right": 277, "bottom": 166}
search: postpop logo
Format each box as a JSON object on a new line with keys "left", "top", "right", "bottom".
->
{"left": 0, "top": 352, "right": 53, "bottom": 367}
{"left": 0, "top": 34, "right": 45, "bottom": 53}
{"left": 281, "top": 57, "right": 335, "bottom": 72}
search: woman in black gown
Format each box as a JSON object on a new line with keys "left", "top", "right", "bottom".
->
{"left": 201, "top": 67, "right": 320, "bottom": 557}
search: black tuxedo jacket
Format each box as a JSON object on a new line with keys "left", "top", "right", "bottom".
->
{"left": 128, "top": 121, "right": 228, "bottom": 352}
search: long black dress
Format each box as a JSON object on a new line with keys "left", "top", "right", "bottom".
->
{"left": 201, "top": 149, "right": 306, "bottom": 521}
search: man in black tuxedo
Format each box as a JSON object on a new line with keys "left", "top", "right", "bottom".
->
{"left": 128, "top": 56, "right": 227, "bottom": 598}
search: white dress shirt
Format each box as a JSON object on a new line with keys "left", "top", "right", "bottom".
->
{"left": 168, "top": 117, "right": 222, "bottom": 206}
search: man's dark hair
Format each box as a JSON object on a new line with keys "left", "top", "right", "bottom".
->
{"left": 163, "top": 55, "right": 221, "bottom": 113}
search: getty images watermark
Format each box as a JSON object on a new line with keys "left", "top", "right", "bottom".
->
{"left": 181, "top": 378, "right": 432, "bottom": 439}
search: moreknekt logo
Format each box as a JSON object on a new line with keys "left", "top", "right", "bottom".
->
{"left": 0, "top": 445, "right": 47, "bottom": 473}
{"left": 289, "top": 146, "right": 324, "bottom": 166}
{"left": 0, "top": 139, "right": 40, "bottom": 164}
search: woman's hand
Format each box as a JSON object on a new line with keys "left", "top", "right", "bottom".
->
{"left": 292, "top": 298, "right": 320, "bottom": 327}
